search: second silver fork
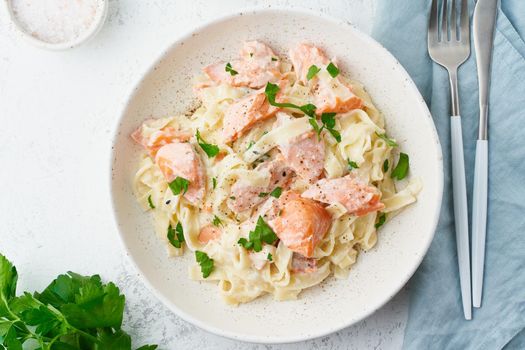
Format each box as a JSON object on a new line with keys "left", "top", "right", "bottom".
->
{"left": 427, "top": 0, "right": 472, "bottom": 320}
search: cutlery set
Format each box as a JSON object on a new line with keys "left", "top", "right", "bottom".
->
{"left": 427, "top": 0, "right": 498, "bottom": 319}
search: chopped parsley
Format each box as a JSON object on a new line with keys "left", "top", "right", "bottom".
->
{"left": 267, "top": 253, "right": 273, "bottom": 261}
{"left": 196, "top": 129, "right": 220, "bottom": 158}
{"left": 375, "top": 213, "right": 386, "bottom": 229}
{"left": 383, "top": 159, "right": 389, "bottom": 172}
{"left": 375, "top": 132, "right": 398, "bottom": 147}
{"left": 167, "top": 223, "right": 185, "bottom": 248}
{"left": 309, "top": 112, "right": 341, "bottom": 142}
{"left": 212, "top": 215, "right": 223, "bottom": 227}
{"left": 327, "top": 62, "right": 340, "bottom": 77}
{"left": 212, "top": 177, "right": 217, "bottom": 189}
{"left": 168, "top": 176, "right": 189, "bottom": 195}
{"left": 237, "top": 216, "right": 278, "bottom": 252}
{"left": 147, "top": 194, "right": 155, "bottom": 209}
{"left": 347, "top": 160, "right": 359, "bottom": 171}
{"left": 246, "top": 140, "right": 255, "bottom": 150}
{"left": 195, "top": 251, "right": 214, "bottom": 278}
{"left": 249, "top": 53, "right": 254, "bottom": 57}
{"left": 225, "top": 62, "right": 238, "bottom": 76}
{"left": 229, "top": 196, "right": 236, "bottom": 200}
{"left": 306, "top": 64, "right": 321, "bottom": 80}
{"left": 258, "top": 192, "right": 269, "bottom": 198}
{"left": 271, "top": 57, "right": 278, "bottom": 61}
{"left": 269, "top": 186, "right": 282, "bottom": 198}
{"left": 264, "top": 82, "right": 317, "bottom": 117}
{"left": 391, "top": 153, "right": 410, "bottom": 180}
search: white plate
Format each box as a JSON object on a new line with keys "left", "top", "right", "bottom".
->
{"left": 110, "top": 8, "right": 443, "bottom": 344}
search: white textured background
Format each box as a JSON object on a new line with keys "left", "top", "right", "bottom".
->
{"left": 0, "top": 1, "right": 409, "bottom": 349}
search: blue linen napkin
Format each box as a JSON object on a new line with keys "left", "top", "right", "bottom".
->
{"left": 371, "top": 1, "right": 525, "bottom": 349}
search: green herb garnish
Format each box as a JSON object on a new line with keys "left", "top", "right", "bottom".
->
{"left": 229, "top": 196, "right": 236, "bottom": 200}
{"left": 321, "top": 112, "right": 341, "bottom": 142}
{"left": 271, "top": 57, "right": 278, "bottom": 61}
{"left": 306, "top": 65, "right": 321, "bottom": 80}
{"left": 212, "top": 215, "right": 222, "bottom": 227}
{"left": 212, "top": 177, "right": 217, "bottom": 189}
{"left": 375, "top": 132, "right": 398, "bottom": 147}
{"left": 237, "top": 216, "right": 278, "bottom": 252}
{"left": 0, "top": 254, "right": 157, "bottom": 350}
{"left": 196, "top": 129, "right": 219, "bottom": 158}
{"left": 225, "top": 62, "right": 238, "bottom": 76}
{"left": 264, "top": 82, "right": 317, "bottom": 117}
{"left": 327, "top": 62, "right": 340, "bottom": 77}
{"left": 267, "top": 253, "right": 273, "bottom": 261}
{"left": 375, "top": 213, "right": 386, "bottom": 229}
{"left": 195, "top": 251, "right": 214, "bottom": 278}
{"left": 246, "top": 140, "right": 255, "bottom": 150}
{"left": 258, "top": 192, "right": 268, "bottom": 198}
{"left": 391, "top": 153, "right": 409, "bottom": 180}
{"left": 147, "top": 195, "right": 155, "bottom": 209}
{"left": 168, "top": 176, "right": 189, "bottom": 195}
{"left": 383, "top": 159, "right": 389, "bottom": 172}
{"left": 167, "top": 223, "right": 185, "bottom": 248}
{"left": 269, "top": 187, "right": 282, "bottom": 198}
{"left": 347, "top": 160, "right": 359, "bottom": 171}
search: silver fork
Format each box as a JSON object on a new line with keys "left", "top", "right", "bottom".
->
{"left": 428, "top": 0, "right": 472, "bottom": 320}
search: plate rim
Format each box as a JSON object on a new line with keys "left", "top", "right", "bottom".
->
{"left": 109, "top": 6, "right": 444, "bottom": 344}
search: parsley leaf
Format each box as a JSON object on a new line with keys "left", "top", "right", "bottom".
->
{"left": 168, "top": 176, "right": 189, "bottom": 196}
{"left": 306, "top": 65, "right": 321, "bottom": 80}
{"left": 212, "top": 215, "right": 222, "bottom": 227}
{"left": 269, "top": 187, "right": 282, "bottom": 198}
{"left": 383, "top": 159, "right": 389, "bottom": 172}
{"left": 391, "top": 153, "right": 410, "bottom": 180}
{"left": 212, "top": 177, "right": 217, "bottom": 189}
{"left": 348, "top": 160, "right": 359, "bottom": 170}
{"left": 258, "top": 192, "right": 268, "bottom": 198}
{"left": 264, "top": 82, "right": 317, "bottom": 117}
{"left": 246, "top": 140, "right": 255, "bottom": 150}
{"left": 309, "top": 118, "right": 322, "bottom": 137}
{"left": 195, "top": 251, "right": 214, "bottom": 278}
{"left": 320, "top": 113, "right": 341, "bottom": 142}
{"left": 238, "top": 216, "right": 278, "bottom": 253}
{"left": 196, "top": 130, "right": 219, "bottom": 158}
{"left": 375, "top": 213, "right": 386, "bottom": 229}
{"left": 327, "top": 62, "right": 340, "bottom": 77}
{"left": 167, "top": 223, "right": 185, "bottom": 248}
{"left": 0, "top": 254, "right": 157, "bottom": 350}
{"left": 327, "top": 128, "right": 341, "bottom": 143}
{"left": 147, "top": 195, "right": 155, "bottom": 209}
{"left": 375, "top": 132, "right": 398, "bottom": 147}
{"left": 225, "top": 62, "right": 238, "bottom": 76}
{"left": 267, "top": 253, "right": 273, "bottom": 261}
{"left": 271, "top": 57, "right": 278, "bottom": 61}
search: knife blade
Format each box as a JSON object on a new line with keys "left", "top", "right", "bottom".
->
{"left": 473, "top": 0, "right": 498, "bottom": 140}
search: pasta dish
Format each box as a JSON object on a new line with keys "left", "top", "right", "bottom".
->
{"left": 131, "top": 41, "right": 421, "bottom": 305}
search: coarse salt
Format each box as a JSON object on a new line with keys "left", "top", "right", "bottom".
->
{"left": 10, "top": 0, "right": 104, "bottom": 44}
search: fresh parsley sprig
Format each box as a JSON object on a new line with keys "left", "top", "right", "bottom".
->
{"left": 168, "top": 176, "right": 189, "bottom": 196}
{"left": 167, "top": 223, "right": 185, "bottom": 248}
{"left": 391, "top": 153, "right": 410, "bottom": 180}
{"left": 238, "top": 216, "right": 278, "bottom": 252}
{"left": 196, "top": 130, "right": 220, "bottom": 158}
{"left": 0, "top": 254, "right": 157, "bottom": 350}
{"left": 264, "top": 82, "right": 317, "bottom": 117}
{"left": 195, "top": 251, "right": 214, "bottom": 278}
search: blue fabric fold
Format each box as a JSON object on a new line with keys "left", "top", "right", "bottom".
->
{"left": 371, "top": 1, "right": 525, "bottom": 349}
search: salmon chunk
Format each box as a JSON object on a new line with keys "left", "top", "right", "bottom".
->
{"left": 198, "top": 225, "right": 221, "bottom": 244}
{"left": 270, "top": 194, "right": 332, "bottom": 257}
{"left": 132, "top": 124, "right": 191, "bottom": 158}
{"left": 302, "top": 175, "right": 384, "bottom": 216}
{"left": 279, "top": 131, "right": 325, "bottom": 184}
{"left": 291, "top": 253, "right": 318, "bottom": 273}
{"left": 227, "top": 158, "right": 293, "bottom": 213}
{"left": 155, "top": 142, "right": 205, "bottom": 204}
{"left": 203, "top": 41, "right": 281, "bottom": 89}
{"left": 222, "top": 91, "right": 278, "bottom": 142}
{"left": 289, "top": 43, "right": 363, "bottom": 115}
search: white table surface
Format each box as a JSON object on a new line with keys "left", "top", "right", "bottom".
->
{"left": 0, "top": 0, "right": 409, "bottom": 349}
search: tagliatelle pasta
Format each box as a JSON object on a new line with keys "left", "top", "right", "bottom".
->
{"left": 131, "top": 41, "right": 421, "bottom": 305}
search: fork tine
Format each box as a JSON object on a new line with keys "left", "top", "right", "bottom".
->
{"left": 450, "top": 0, "right": 457, "bottom": 41}
{"left": 441, "top": 0, "right": 448, "bottom": 42}
{"left": 428, "top": 0, "right": 439, "bottom": 44}
{"left": 460, "top": 0, "right": 469, "bottom": 42}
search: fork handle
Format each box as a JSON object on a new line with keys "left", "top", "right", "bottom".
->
{"left": 450, "top": 116, "right": 472, "bottom": 320}
{"left": 472, "top": 139, "right": 488, "bottom": 308}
